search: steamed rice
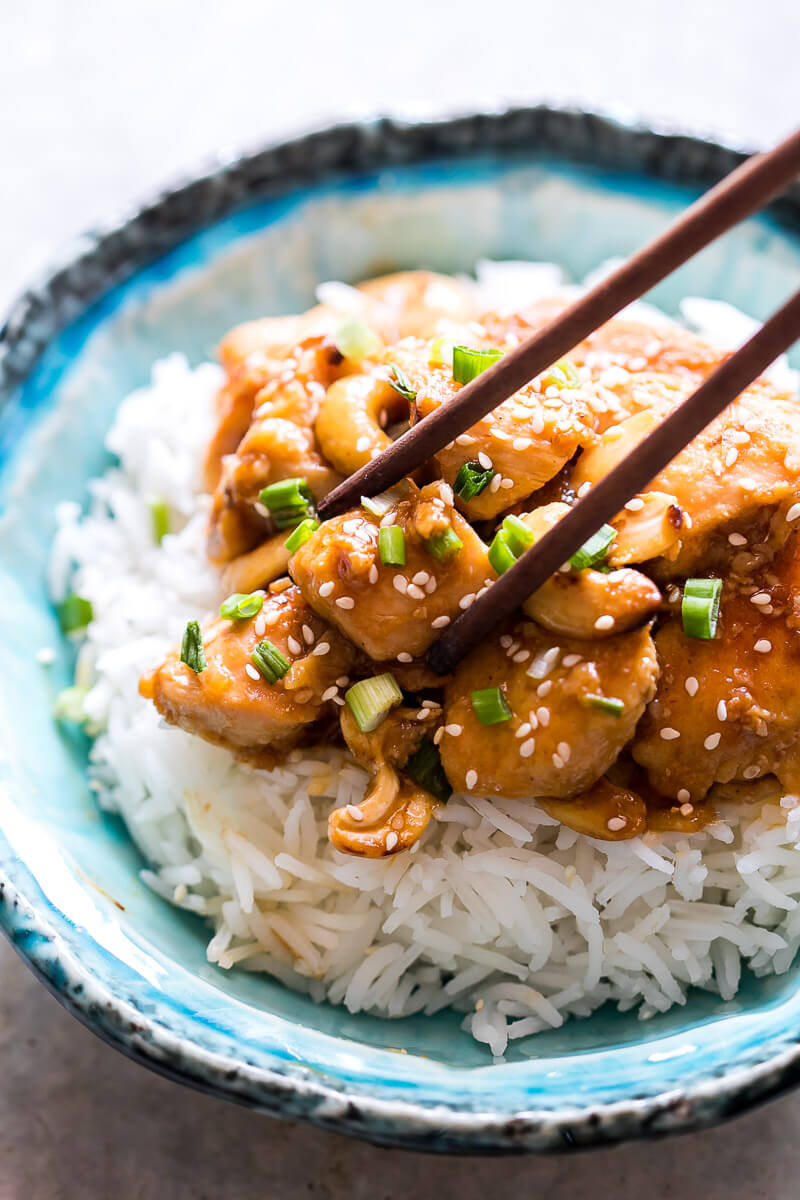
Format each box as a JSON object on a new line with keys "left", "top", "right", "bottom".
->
{"left": 49, "top": 263, "right": 800, "bottom": 1057}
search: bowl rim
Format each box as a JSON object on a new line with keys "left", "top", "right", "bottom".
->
{"left": 3, "top": 103, "right": 800, "bottom": 1154}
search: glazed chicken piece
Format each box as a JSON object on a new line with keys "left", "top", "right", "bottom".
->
{"left": 632, "top": 539, "right": 800, "bottom": 802}
{"left": 139, "top": 584, "right": 355, "bottom": 763}
{"left": 289, "top": 482, "right": 494, "bottom": 661}
{"left": 439, "top": 622, "right": 658, "bottom": 801}
{"left": 339, "top": 702, "right": 442, "bottom": 771}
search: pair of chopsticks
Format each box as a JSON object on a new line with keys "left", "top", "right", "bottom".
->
{"left": 318, "top": 129, "right": 800, "bottom": 676}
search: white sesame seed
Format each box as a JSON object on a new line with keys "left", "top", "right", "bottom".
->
{"left": 380, "top": 511, "right": 396, "bottom": 527}
{"left": 725, "top": 448, "right": 739, "bottom": 468}
{"left": 478, "top": 452, "right": 493, "bottom": 470}
{"left": 731, "top": 430, "right": 750, "bottom": 445}
{"left": 624, "top": 497, "right": 645, "bottom": 512}
{"left": 500, "top": 635, "right": 512, "bottom": 648}
{"left": 743, "top": 765, "right": 761, "bottom": 780}
{"left": 679, "top": 802, "right": 694, "bottom": 816}
{"left": 342, "top": 519, "right": 361, "bottom": 534}
{"left": 754, "top": 639, "right": 772, "bottom": 653}
{"left": 787, "top": 502, "right": 800, "bottom": 523}
{"left": 459, "top": 593, "right": 476, "bottom": 610}
{"left": 536, "top": 707, "right": 550, "bottom": 726}
{"left": 245, "top": 663, "right": 261, "bottom": 681}
{"left": 335, "top": 596, "right": 355, "bottom": 610}
{"left": 336, "top": 676, "right": 349, "bottom": 687}
{"left": 728, "top": 532, "right": 747, "bottom": 546}
{"left": 562, "top": 654, "right": 582, "bottom": 668}
{"left": 456, "top": 433, "right": 477, "bottom": 446}
{"left": 431, "top": 615, "right": 451, "bottom": 629}
{"left": 685, "top": 676, "right": 699, "bottom": 697}
{"left": 660, "top": 727, "right": 680, "bottom": 740}
{"left": 519, "top": 738, "right": 535, "bottom": 758}
{"left": 557, "top": 741, "right": 571, "bottom": 762}
{"left": 385, "top": 831, "right": 399, "bottom": 851}
{"left": 537, "top": 681, "right": 552, "bottom": 698}
{"left": 607, "top": 816, "right": 627, "bottom": 832}
{"left": 425, "top": 577, "right": 438, "bottom": 594}
{"left": 488, "top": 474, "right": 502, "bottom": 493}
{"left": 500, "top": 477, "right": 514, "bottom": 490}
{"left": 717, "top": 700, "right": 728, "bottom": 722}
{"left": 512, "top": 649, "right": 531, "bottom": 664}
{"left": 407, "top": 583, "right": 426, "bottom": 600}
{"left": 321, "top": 686, "right": 339, "bottom": 702}
{"left": 412, "top": 571, "right": 430, "bottom": 586}
{"left": 368, "top": 564, "right": 379, "bottom": 584}
{"left": 552, "top": 752, "right": 565, "bottom": 769}
{"left": 392, "top": 575, "right": 408, "bottom": 595}
{"left": 594, "top": 614, "right": 615, "bottom": 631}
{"left": 332, "top": 696, "right": 345, "bottom": 706}
{"left": 445, "top": 724, "right": 463, "bottom": 736}
{"left": 263, "top": 609, "right": 280, "bottom": 626}
{"left": 254, "top": 614, "right": 267, "bottom": 637}
{"left": 750, "top": 592, "right": 771, "bottom": 606}
{"left": 421, "top": 699, "right": 438, "bottom": 709}
{"left": 319, "top": 581, "right": 335, "bottom": 598}
{"left": 311, "top": 642, "right": 330, "bottom": 657}
{"left": 512, "top": 437, "right": 532, "bottom": 451}
{"left": 577, "top": 482, "right": 592, "bottom": 499}
{"left": 677, "top": 788, "right": 691, "bottom": 804}
{"left": 704, "top": 732, "right": 721, "bottom": 750}
{"left": 356, "top": 435, "right": 370, "bottom": 453}
{"left": 528, "top": 713, "right": 539, "bottom": 730}
{"left": 397, "top": 652, "right": 413, "bottom": 663}
{"left": 516, "top": 723, "right": 532, "bottom": 738}
{"left": 347, "top": 805, "right": 364, "bottom": 822}
{"left": 433, "top": 727, "right": 444, "bottom": 745}
{"left": 287, "top": 635, "right": 302, "bottom": 655}
{"left": 415, "top": 709, "right": 430, "bottom": 721}
{"left": 465, "top": 770, "right": 478, "bottom": 790}
{"left": 439, "top": 483, "right": 455, "bottom": 506}
{"left": 531, "top": 412, "right": 545, "bottom": 435}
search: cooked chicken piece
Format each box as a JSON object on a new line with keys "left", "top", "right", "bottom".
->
{"left": 355, "top": 270, "right": 477, "bottom": 338}
{"left": 339, "top": 702, "right": 442, "bottom": 772}
{"left": 538, "top": 777, "right": 647, "bottom": 841}
{"left": 139, "top": 584, "right": 355, "bottom": 763}
{"left": 632, "top": 541, "right": 800, "bottom": 801}
{"left": 289, "top": 482, "right": 494, "bottom": 661}
{"left": 440, "top": 622, "right": 658, "bottom": 799}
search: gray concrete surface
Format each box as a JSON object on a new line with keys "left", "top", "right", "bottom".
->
{"left": 2, "top": 1, "right": 800, "bottom": 1195}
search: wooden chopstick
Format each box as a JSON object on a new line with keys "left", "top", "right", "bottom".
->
{"left": 318, "top": 127, "right": 800, "bottom": 522}
{"left": 426, "top": 286, "right": 800, "bottom": 675}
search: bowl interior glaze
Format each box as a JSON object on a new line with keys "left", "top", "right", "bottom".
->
{"left": 3, "top": 140, "right": 800, "bottom": 1149}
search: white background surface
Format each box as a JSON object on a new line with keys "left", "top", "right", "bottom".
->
{"left": 2, "top": 1, "right": 800, "bottom": 1195}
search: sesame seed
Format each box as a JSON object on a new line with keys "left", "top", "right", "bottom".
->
{"left": 717, "top": 700, "right": 728, "bottom": 722}
{"left": 528, "top": 713, "right": 539, "bottom": 730}
{"left": 425, "top": 577, "right": 438, "bottom": 594}
{"left": 500, "top": 477, "right": 514, "bottom": 490}
{"left": 704, "top": 732, "right": 721, "bottom": 750}
{"left": 754, "top": 639, "right": 772, "bottom": 653}
{"left": 456, "top": 433, "right": 477, "bottom": 446}
{"left": 245, "top": 663, "right": 260, "bottom": 681}
{"left": 421, "top": 699, "right": 438, "bottom": 709}
{"left": 787, "top": 502, "right": 800, "bottom": 523}
{"left": 412, "top": 571, "right": 430, "bottom": 586}
{"left": 531, "top": 412, "right": 545, "bottom": 435}
{"left": 439, "top": 484, "right": 455, "bottom": 506}
{"left": 552, "top": 752, "right": 565, "bottom": 768}
{"left": 415, "top": 709, "right": 430, "bottom": 721}
{"left": 465, "top": 770, "right": 478, "bottom": 790}
{"left": 750, "top": 592, "right": 771, "bottom": 606}
{"left": 562, "top": 654, "right": 582, "bottom": 668}
{"left": 335, "top": 596, "right": 355, "bottom": 610}
{"left": 287, "top": 635, "right": 302, "bottom": 655}
{"left": 488, "top": 475, "right": 502, "bottom": 493}
{"left": 680, "top": 803, "right": 694, "bottom": 816}
{"left": 311, "top": 642, "right": 330, "bottom": 656}
{"left": 321, "top": 686, "right": 339, "bottom": 702}
{"left": 512, "top": 437, "right": 532, "bottom": 451}
{"left": 685, "top": 676, "right": 699, "bottom": 697}
{"left": 537, "top": 681, "right": 552, "bottom": 698}
{"left": 336, "top": 676, "right": 349, "bottom": 687}
{"left": 728, "top": 532, "right": 747, "bottom": 546}
{"left": 380, "top": 511, "right": 396, "bottom": 527}
{"left": 478, "top": 452, "right": 493, "bottom": 470}
{"left": 332, "top": 695, "right": 345, "bottom": 706}
{"left": 347, "top": 805, "right": 364, "bottom": 822}
{"left": 557, "top": 741, "right": 571, "bottom": 762}
{"left": 445, "top": 724, "right": 463, "bottom": 736}
{"left": 319, "top": 581, "right": 335, "bottom": 598}
{"left": 536, "top": 707, "right": 550, "bottom": 726}
{"left": 263, "top": 609, "right": 280, "bottom": 626}
{"left": 431, "top": 615, "right": 451, "bottom": 629}
{"left": 624, "top": 497, "right": 645, "bottom": 512}
{"left": 392, "top": 575, "right": 408, "bottom": 595}
{"left": 594, "top": 614, "right": 615, "bottom": 631}
{"left": 519, "top": 738, "right": 535, "bottom": 758}
{"left": 407, "top": 583, "right": 426, "bottom": 600}
{"left": 385, "top": 831, "right": 399, "bottom": 851}
{"left": 577, "top": 482, "right": 592, "bottom": 499}
{"left": 725, "top": 448, "right": 739, "bottom": 468}
{"left": 677, "top": 788, "right": 691, "bottom": 804}
{"left": 607, "top": 816, "right": 627, "bottom": 832}
{"left": 342, "top": 519, "right": 361, "bottom": 534}
{"left": 500, "top": 635, "right": 512, "bottom": 648}
{"left": 397, "top": 652, "right": 413, "bottom": 663}
{"left": 516, "top": 723, "right": 532, "bottom": 738}
{"left": 512, "top": 649, "right": 531, "bottom": 663}
{"left": 368, "top": 564, "right": 379, "bottom": 585}
{"left": 356, "top": 435, "right": 370, "bottom": 453}
{"left": 433, "top": 727, "right": 444, "bottom": 745}
{"left": 743, "top": 765, "right": 761, "bottom": 780}
{"left": 459, "top": 593, "right": 476, "bottom": 610}
{"left": 660, "top": 727, "right": 680, "bottom": 740}
{"left": 254, "top": 614, "right": 267, "bottom": 637}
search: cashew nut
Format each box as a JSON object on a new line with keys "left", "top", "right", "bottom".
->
{"left": 315, "top": 374, "right": 410, "bottom": 475}
{"left": 538, "top": 777, "right": 647, "bottom": 841}
{"left": 328, "top": 764, "right": 434, "bottom": 857}
{"left": 221, "top": 533, "right": 292, "bottom": 595}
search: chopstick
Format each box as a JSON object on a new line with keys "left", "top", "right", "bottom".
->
{"left": 427, "top": 286, "right": 800, "bottom": 675}
{"left": 318, "top": 127, "right": 800, "bottom": 522}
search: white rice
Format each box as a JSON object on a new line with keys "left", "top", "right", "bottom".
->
{"left": 49, "top": 264, "right": 800, "bottom": 1057}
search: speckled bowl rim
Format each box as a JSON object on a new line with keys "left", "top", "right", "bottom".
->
{"left": 3, "top": 105, "right": 800, "bottom": 1154}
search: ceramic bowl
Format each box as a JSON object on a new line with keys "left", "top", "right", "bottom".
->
{"left": 3, "top": 107, "right": 800, "bottom": 1154}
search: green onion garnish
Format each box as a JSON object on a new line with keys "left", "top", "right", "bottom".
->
{"left": 386, "top": 363, "right": 416, "bottom": 403}
{"left": 259, "top": 477, "right": 316, "bottom": 530}
{"left": 405, "top": 740, "right": 452, "bottom": 803}
{"left": 53, "top": 684, "right": 89, "bottom": 724}
{"left": 682, "top": 577, "right": 722, "bottom": 639}
{"left": 333, "top": 315, "right": 380, "bottom": 360}
{"left": 488, "top": 529, "right": 517, "bottom": 576}
{"left": 378, "top": 526, "right": 406, "bottom": 566}
{"left": 488, "top": 515, "right": 535, "bottom": 575}
{"left": 361, "top": 486, "right": 405, "bottom": 518}
{"left": 452, "top": 345, "right": 503, "bottom": 385}
{"left": 424, "top": 527, "right": 463, "bottom": 563}
{"left": 541, "top": 357, "right": 580, "bottom": 390}
{"left": 181, "top": 620, "right": 207, "bottom": 674}
{"left": 454, "top": 460, "right": 494, "bottom": 501}
{"left": 220, "top": 592, "right": 264, "bottom": 621}
{"left": 58, "top": 594, "right": 93, "bottom": 635}
{"left": 569, "top": 524, "right": 617, "bottom": 571}
{"left": 582, "top": 694, "right": 625, "bottom": 717}
{"left": 345, "top": 673, "right": 403, "bottom": 733}
{"left": 150, "top": 499, "right": 170, "bottom": 544}
{"left": 429, "top": 336, "right": 454, "bottom": 367}
{"left": 284, "top": 517, "right": 320, "bottom": 553}
{"left": 251, "top": 639, "right": 291, "bottom": 684}
{"left": 471, "top": 686, "right": 513, "bottom": 726}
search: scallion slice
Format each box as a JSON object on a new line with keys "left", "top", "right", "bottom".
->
{"left": 488, "top": 529, "right": 517, "bottom": 576}
{"left": 569, "top": 524, "right": 617, "bottom": 571}
{"left": 251, "top": 639, "right": 291, "bottom": 684}
{"left": 181, "top": 620, "right": 207, "bottom": 673}
{"left": 53, "top": 684, "right": 89, "bottom": 724}
{"left": 378, "top": 525, "right": 406, "bottom": 566}
{"left": 501, "top": 514, "right": 535, "bottom": 557}
{"left": 682, "top": 577, "right": 722, "bottom": 639}
{"left": 150, "top": 499, "right": 170, "bottom": 544}
{"left": 386, "top": 363, "right": 416, "bottom": 403}
{"left": 452, "top": 345, "right": 503, "bottom": 385}
{"left": 361, "top": 486, "right": 405, "bottom": 517}
{"left": 424, "top": 527, "right": 463, "bottom": 563}
{"left": 541, "top": 356, "right": 580, "bottom": 390}
{"left": 333, "top": 315, "right": 381, "bottom": 360}
{"left": 220, "top": 592, "right": 264, "bottom": 620}
{"left": 259, "top": 477, "right": 315, "bottom": 530}
{"left": 429, "top": 336, "right": 454, "bottom": 367}
{"left": 345, "top": 673, "right": 403, "bottom": 733}
{"left": 405, "top": 740, "right": 452, "bottom": 803}
{"left": 284, "top": 517, "right": 320, "bottom": 553}
{"left": 582, "top": 694, "right": 624, "bottom": 717}
{"left": 58, "top": 594, "right": 93, "bottom": 635}
{"left": 471, "top": 686, "right": 512, "bottom": 726}
{"left": 454, "top": 460, "right": 494, "bottom": 501}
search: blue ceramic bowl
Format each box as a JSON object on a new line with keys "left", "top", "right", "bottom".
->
{"left": 3, "top": 108, "right": 800, "bottom": 1154}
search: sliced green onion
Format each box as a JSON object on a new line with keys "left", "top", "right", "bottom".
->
{"left": 259, "top": 477, "right": 316, "bottom": 529}
{"left": 405, "top": 740, "right": 452, "bottom": 803}
{"left": 452, "top": 345, "right": 503, "bottom": 385}
{"left": 429, "top": 336, "right": 454, "bottom": 367}
{"left": 488, "top": 529, "right": 517, "bottom": 576}
{"left": 181, "top": 620, "right": 207, "bottom": 674}
{"left": 569, "top": 524, "right": 617, "bottom": 571}
{"left": 58, "top": 594, "right": 93, "bottom": 635}
{"left": 454, "top": 460, "right": 494, "bottom": 501}
{"left": 53, "top": 684, "right": 89, "bottom": 724}
{"left": 220, "top": 592, "right": 264, "bottom": 621}
{"left": 582, "top": 694, "right": 625, "bottom": 717}
{"left": 150, "top": 499, "right": 170, "bottom": 544}
{"left": 333, "top": 315, "right": 381, "bottom": 361}
{"left": 378, "top": 525, "right": 406, "bottom": 566}
{"left": 345, "top": 673, "right": 403, "bottom": 733}
{"left": 361, "top": 485, "right": 406, "bottom": 518}
{"left": 284, "top": 517, "right": 320, "bottom": 553}
{"left": 471, "top": 686, "right": 512, "bottom": 726}
{"left": 424, "top": 527, "right": 463, "bottom": 563}
{"left": 251, "top": 639, "right": 291, "bottom": 684}
{"left": 386, "top": 363, "right": 416, "bottom": 403}
{"left": 682, "top": 577, "right": 722, "bottom": 639}
{"left": 541, "top": 356, "right": 580, "bottom": 390}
